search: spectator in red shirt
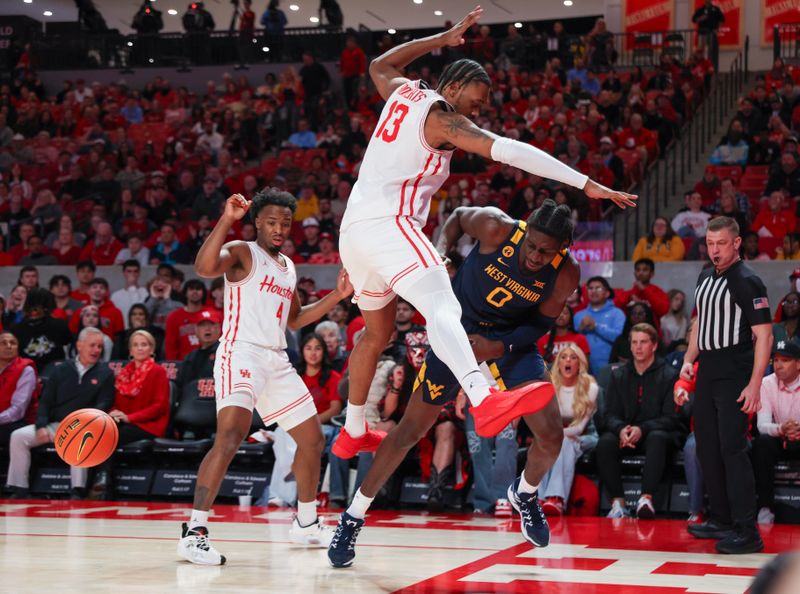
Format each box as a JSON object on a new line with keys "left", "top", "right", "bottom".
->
{"left": 613, "top": 258, "right": 670, "bottom": 318}
{"left": 537, "top": 306, "right": 591, "bottom": 365}
{"left": 308, "top": 232, "right": 341, "bottom": 264}
{"left": 163, "top": 279, "right": 211, "bottom": 360}
{"left": 340, "top": 35, "right": 367, "bottom": 110}
{"left": 693, "top": 166, "right": 721, "bottom": 204}
{"left": 70, "top": 260, "right": 95, "bottom": 305}
{"left": 8, "top": 222, "right": 35, "bottom": 264}
{"left": 69, "top": 278, "right": 124, "bottom": 340}
{"left": 617, "top": 112, "right": 658, "bottom": 165}
{"left": 752, "top": 191, "right": 797, "bottom": 239}
{"left": 51, "top": 227, "right": 83, "bottom": 265}
{"left": 79, "top": 221, "right": 123, "bottom": 265}
{"left": 296, "top": 333, "right": 342, "bottom": 424}
{"left": 581, "top": 151, "right": 615, "bottom": 190}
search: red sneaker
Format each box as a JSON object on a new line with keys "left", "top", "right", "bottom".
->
{"left": 331, "top": 425, "right": 386, "bottom": 459}
{"left": 470, "top": 383, "right": 555, "bottom": 438}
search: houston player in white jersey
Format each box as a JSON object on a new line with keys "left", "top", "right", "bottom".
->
{"left": 177, "top": 188, "right": 353, "bottom": 565}
{"left": 329, "top": 6, "right": 636, "bottom": 567}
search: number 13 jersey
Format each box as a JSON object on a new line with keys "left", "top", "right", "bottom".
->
{"left": 221, "top": 241, "right": 296, "bottom": 351}
{"left": 341, "top": 80, "right": 454, "bottom": 231}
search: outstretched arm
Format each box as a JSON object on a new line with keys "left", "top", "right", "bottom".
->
{"left": 287, "top": 269, "right": 354, "bottom": 331}
{"left": 426, "top": 111, "right": 638, "bottom": 210}
{"left": 370, "top": 6, "right": 483, "bottom": 100}
{"left": 435, "top": 206, "right": 514, "bottom": 257}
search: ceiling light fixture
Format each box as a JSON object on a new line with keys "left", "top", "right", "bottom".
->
{"left": 563, "top": 0, "right": 573, "bottom": 5}
{"left": 413, "top": 0, "right": 423, "bottom": 4}
{"left": 309, "top": 16, "right": 319, "bottom": 22}
{"left": 388, "top": 28, "right": 396, "bottom": 34}
{"left": 23, "top": 0, "right": 33, "bottom": 4}
{"left": 262, "top": 46, "right": 270, "bottom": 52}
{"left": 514, "top": 22, "right": 522, "bottom": 28}
{"left": 289, "top": 4, "right": 299, "bottom": 10}
{"left": 434, "top": 10, "right": 442, "bottom": 16}
{"left": 43, "top": 10, "right": 52, "bottom": 16}
{"left": 167, "top": 9, "right": 177, "bottom": 15}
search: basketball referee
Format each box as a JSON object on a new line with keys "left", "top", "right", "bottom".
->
{"left": 680, "top": 217, "right": 772, "bottom": 554}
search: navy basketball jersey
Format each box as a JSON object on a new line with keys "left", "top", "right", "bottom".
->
{"left": 452, "top": 220, "right": 567, "bottom": 336}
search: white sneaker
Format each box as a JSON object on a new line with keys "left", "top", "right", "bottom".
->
{"left": 636, "top": 495, "right": 655, "bottom": 519}
{"left": 757, "top": 506, "right": 775, "bottom": 525}
{"left": 606, "top": 500, "right": 627, "bottom": 519}
{"left": 177, "top": 523, "right": 226, "bottom": 565}
{"left": 289, "top": 515, "right": 334, "bottom": 547}
{"left": 494, "top": 498, "right": 512, "bottom": 518}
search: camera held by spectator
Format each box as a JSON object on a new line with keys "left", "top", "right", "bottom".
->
{"left": 132, "top": 0, "right": 164, "bottom": 34}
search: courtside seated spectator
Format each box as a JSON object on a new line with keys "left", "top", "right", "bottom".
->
{"left": 672, "top": 192, "right": 711, "bottom": 238}
{"left": 164, "top": 279, "right": 209, "bottom": 360}
{"left": 596, "top": 323, "right": 682, "bottom": 519}
{"left": 175, "top": 309, "right": 222, "bottom": 390}
{"left": 632, "top": 217, "right": 685, "bottom": 262}
{"left": 0, "top": 332, "right": 39, "bottom": 448}
{"left": 10, "top": 288, "right": 72, "bottom": 372}
{"left": 574, "top": 277, "right": 625, "bottom": 375}
{"left": 754, "top": 339, "right": 800, "bottom": 526}
{"left": 4, "top": 327, "right": 114, "bottom": 499}
{"left": 709, "top": 120, "right": 749, "bottom": 166}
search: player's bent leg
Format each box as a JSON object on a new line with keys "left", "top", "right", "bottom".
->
{"left": 395, "top": 268, "right": 554, "bottom": 437}
{"left": 178, "top": 404, "right": 252, "bottom": 566}
{"left": 333, "top": 300, "right": 396, "bottom": 458}
{"left": 507, "top": 389, "right": 562, "bottom": 549}
{"left": 286, "top": 414, "right": 334, "bottom": 547}
{"left": 328, "top": 388, "right": 443, "bottom": 569}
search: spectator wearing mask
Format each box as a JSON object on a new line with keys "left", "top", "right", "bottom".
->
{"left": 753, "top": 338, "right": 800, "bottom": 525}
{"left": 597, "top": 323, "right": 681, "bottom": 519}
{"left": 4, "top": 328, "right": 114, "bottom": 499}
{"left": 0, "top": 332, "right": 39, "bottom": 449}
{"left": 574, "top": 277, "right": 626, "bottom": 375}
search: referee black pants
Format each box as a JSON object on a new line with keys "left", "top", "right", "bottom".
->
{"left": 695, "top": 347, "right": 757, "bottom": 530}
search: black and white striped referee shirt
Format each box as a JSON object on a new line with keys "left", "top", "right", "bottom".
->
{"left": 694, "top": 260, "right": 772, "bottom": 351}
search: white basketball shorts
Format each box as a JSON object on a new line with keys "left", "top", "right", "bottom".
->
{"left": 339, "top": 217, "right": 445, "bottom": 310}
{"left": 214, "top": 342, "right": 317, "bottom": 431}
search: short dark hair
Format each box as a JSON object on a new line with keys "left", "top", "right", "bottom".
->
{"left": 157, "top": 263, "right": 176, "bottom": 278}
{"left": 630, "top": 322, "right": 658, "bottom": 344}
{"left": 527, "top": 198, "right": 574, "bottom": 244}
{"left": 634, "top": 258, "right": 655, "bottom": 272}
{"left": 122, "top": 259, "right": 140, "bottom": 270}
{"left": 707, "top": 215, "right": 740, "bottom": 237}
{"left": 18, "top": 265, "right": 38, "bottom": 278}
{"left": 90, "top": 277, "right": 109, "bottom": 289}
{"left": 251, "top": 187, "right": 297, "bottom": 218}
{"left": 183, "top": 278, "right": 207, "bottom": 302}
{"left": 24, "top": 287, "right": 55, "bottom": 314}
{"left": 76, "top": 260, "right": 96, "bottom": 272}
{"left": 49, "top": 274, "right": 72, "bottom": 289}
{"left": 437, "top": 59, "right": 492, "bottom": 94}
{"left": 586, "top": 276, "right": 614, "bottom": 299}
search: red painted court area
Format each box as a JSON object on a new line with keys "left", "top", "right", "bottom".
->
{"left": 0, "top": 500, "right": 797, "bottom": 593}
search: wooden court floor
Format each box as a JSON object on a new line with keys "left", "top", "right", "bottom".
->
{"left": 1, "top": 499, "right": 798, "bottom": 593}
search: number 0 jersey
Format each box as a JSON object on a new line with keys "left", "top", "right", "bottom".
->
{"left": 453, "top": 220, "right": 567, "bottom": 338}
{"left": 220, "top": 242, "right": 296, "bottom": 351}
{"left": 341, "top": 80, "right": 454, "bottom": 231}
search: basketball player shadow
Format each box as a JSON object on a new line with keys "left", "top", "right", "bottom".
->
{"left": 175, "top": 563, "right": 223, "bottom": 588}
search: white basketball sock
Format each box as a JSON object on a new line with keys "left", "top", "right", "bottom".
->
{"left": 518, "top": 472, "right": 539, "bottom": 495}
{"left": 344, "top": 403, "right": 366, "bottom": 438}
{"left": 346, "top": 488, "right": 374, "bottom": 520}
{"left": 188, "top": 509, "right": 209, "bottom": 530}
{"left": 296, "top": 500, "right": 317, "bottom": 527}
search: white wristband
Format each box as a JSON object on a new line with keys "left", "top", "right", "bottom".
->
{"left": 490, "top": 137, "right": 589, "bottom": 190}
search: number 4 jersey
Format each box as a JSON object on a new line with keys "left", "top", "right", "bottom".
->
{"left": 341, "top": 80, "right": 454, "bottom": 231}
{"left": 220, "top": 241, "right": 296, "bottom": 351}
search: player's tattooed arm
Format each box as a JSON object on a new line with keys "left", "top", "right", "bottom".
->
{"left": 428, "top": 110, "right": 498, "bottom": 158}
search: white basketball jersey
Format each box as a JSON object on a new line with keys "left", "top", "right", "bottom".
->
{"left": 221, "top": 242, "right": 295, "bottom": 350}
{"left": 342, "top": 80, "right": 454, "bottom": 230}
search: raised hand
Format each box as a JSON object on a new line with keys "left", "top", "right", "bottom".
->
{"left": 222, "top": 193, "right": 251, "bottom": 221}
{"left": 584, "top": 179, "right": 638, "bottom": 209}
{"left": 441, "top": 5, "right": 483, "bottom": 47}
{"left": 336, "top": 268, "right": 354, "bottom": 298}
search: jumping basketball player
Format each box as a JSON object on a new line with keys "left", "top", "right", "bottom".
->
{"left": 329, "top": 201, "right": 581, "bottom": 567}
{"left": 333, "top": 7, "right": 635, "bottom": 458}
{"left": 178, "top": 189, "right": 353, "bottom": 565}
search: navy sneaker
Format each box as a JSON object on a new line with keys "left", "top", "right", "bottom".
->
{"left": 327, "top": 511, "right": 365, "bottom": 568}
{"left": 507, "top": 477, "right": 550, "bottom": 547}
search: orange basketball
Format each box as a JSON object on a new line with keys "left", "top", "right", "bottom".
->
{"left": 54, "top": 408, "right": 119, "bottom": 468}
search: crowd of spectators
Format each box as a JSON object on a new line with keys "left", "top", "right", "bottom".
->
{"left": 2, "top": 21, "right": 798, "bottom": 523}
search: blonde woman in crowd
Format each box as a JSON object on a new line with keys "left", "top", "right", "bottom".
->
{"left": 538, "top": 345, "right": 598, "bottom": 516}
